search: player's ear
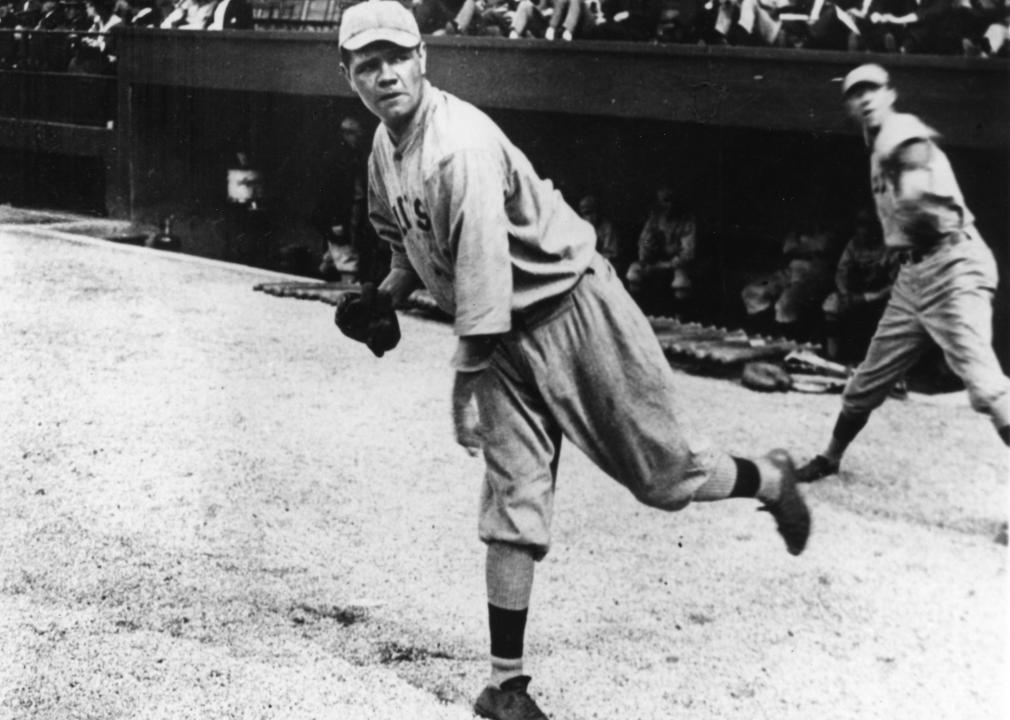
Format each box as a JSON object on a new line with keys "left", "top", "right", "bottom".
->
{"left": 417, "top": 42, "right": 427, "bottom": 75}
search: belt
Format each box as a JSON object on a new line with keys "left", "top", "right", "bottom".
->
{"left": 511, "top": 264, "right": 596, "bottom": 332}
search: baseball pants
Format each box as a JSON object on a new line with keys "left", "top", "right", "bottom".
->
{"left": 841, "top": 232, "right": 1010, "bottom": 429}
{"left": 475, "top": 253, "right": 736, "bottom": 558}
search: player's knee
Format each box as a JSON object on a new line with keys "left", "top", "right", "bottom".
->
{"left": 629, "top": 472, "right": 694, "bottom": 511}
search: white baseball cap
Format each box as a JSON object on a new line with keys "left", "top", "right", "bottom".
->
{"left": 841, "top": 63, "right": 890, "bottom": 96}
{"left": 339, "top": 0, "right": 421, "bottom": 52}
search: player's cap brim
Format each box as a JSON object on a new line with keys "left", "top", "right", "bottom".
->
{"left": 340, "top": 28, "right": 421, "bottom": 52}
{"left": 841, "top": 64, "right": 889, "bottom": 96}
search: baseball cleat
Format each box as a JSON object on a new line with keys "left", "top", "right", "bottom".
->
{"left": 759, "top": 450, "right": 811, "bottom": 556}
{"left": 795, "top": 454, "right": 840, "bottom": 483}
{"left": 474, "top": 675, "right": 549, "bottom": 720}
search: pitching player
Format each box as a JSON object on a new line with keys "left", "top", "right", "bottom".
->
{"left": 797, "top": 63, "right": 1010, "bottom": 483}
{"left": 334, "top": 4, "right": 811, "bottom": 718}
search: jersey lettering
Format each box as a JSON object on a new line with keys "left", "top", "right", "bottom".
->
{"left": 390, "top": 194, "right": 432, "bottom": 235}
{"left": 414, "top": 199, "right": 432, "bottom": 232}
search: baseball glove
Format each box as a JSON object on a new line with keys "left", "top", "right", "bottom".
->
{"left": 334, "top": 282, "right": 400, "bottom": 358}
{"left": 741, "top": 362, "right": 793, "bottom": 393}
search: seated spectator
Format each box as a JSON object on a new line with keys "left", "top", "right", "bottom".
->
{"left": 62, "top": 0, "right": 92, "bottom": 28}
{"left": 800, "top": 0, "right": 867, "bottom": 50}
{"left": 577, "top": 194, "right": 623, "bottom": 273}
{"left": 508, "top": 0, "right": 552, "bottom": 37}
{"left": 160, "top": 0, "right": 216, "bottom": 28}
{"left": 861, "top": 0, "right": 963, "bottom": 53}
{"left": 626, "top": 184, "right": 698, "bottom": 316}
{"left": 820, "top": 208, "right": 900, "bottom": 363}
{"left": 655, "top": 0, "right": 706, "bottom": 42}
{"left": 15, "top": 0, "right": 43, "bottom": 27}
{"left": 67, "top": 0, "right": 120, "bottom": 72}
{"left": 208, "top": 0, "right": 250, "bottom": 29}
{"left": 0, "top": 0, "right": 16, "bottom": 26}
{"left": 583, "top": 0, "right": 662, "bottom": 40}
{"left": 35, "top": 0, "right": 67, "bottom": 27}
{"left": 414, "top": 0, "right": 479, "bottom": 34}
{"left": 710, "top": 0, "right": 796, "bottom": 46}
{"left": 117, "top": 0, "right": 161, "bottom": 25}
{"left": 741, "top": 218, "right": 837, "bottom": 340}
{"left": 954, "top": 0, "right": 1007, "bottom": 55}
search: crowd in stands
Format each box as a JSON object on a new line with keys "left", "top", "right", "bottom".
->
{"left": 1, "top": 0, "right": 1006, "bottom": 60}
{"left": 415, "top": 0, "right": 1009, "bottom": 56}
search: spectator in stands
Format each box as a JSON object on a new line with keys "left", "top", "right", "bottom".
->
{"left": 544, "top": 0, "right": 596, "bottom": 39}
{"left": 709, "top": 0, "right": 796, "bottom": 46}
{"left": 13, "top": 0, "right": 42, "bottom": 26}
{"left": 116, "top": 0, "right": 161, "bottom": 25}
{"left": 741, "top": 218, "right": 837, "bottom": 339}
{"left": 820, "top": 208, "right": 900, "bottom": 363}
{"left": 626, "top": 184, "right": 698, "bottom": 316}
{"left": 578, "top": 194, "right": 623, "bottom": 273}
{"left": 0, "top": 0, "right": 16, "bottom": 26}
{"left": 67, "top": 0, "right": 120, "bottom": 72}
{"left": 208, "top": 0, "right": 250, "bottom": 28}
{"left": 508, "top": 0, "right": 551, "bottom": 37}
{"left": 583, "top": 0, "right": 662, "bottom": 40}
{"left": 35, "top": 0, "right": 67, "bottom": 27}
{"left": 160, "top": 0, "right": 217, "bottom": 28}
{"left": 472, "top": 0, "right": 516, "bottom": 36}
{"left": 413, "top": 0, "right": 479, "bottom": 34}
{"left": 62, "top": 0, "right": 92, "bottom": 27}
{"left": 655, "top": 0, "right": 707, "bottom": 42}
{"left": 861, "top": 0, "right": 963, "bottom": 54}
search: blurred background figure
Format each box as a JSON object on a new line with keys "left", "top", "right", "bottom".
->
{"left": 820, "top": 208, "right": 900, "bottom": 363}
{"left": 577, "top": 193, "right": 624, "bottom": 275}
{"left": 626, "top": 184, "right": 698, "bottom": 317}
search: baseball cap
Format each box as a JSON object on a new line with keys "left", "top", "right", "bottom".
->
{"left": 339, "top": 1, "right": 421, "bottom": 52}
{"left": 841, "top": 64, "right": 890, "bottom": 96}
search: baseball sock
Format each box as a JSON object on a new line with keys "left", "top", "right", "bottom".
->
{"left": 999, "top": 426, "right": 1009, "bottom": 447}
{"left": 824, "top": 410, "right": 870, "bottom": 461}
{"left": 486, "top": 542, "right": 535, "bottom": 688}
{"left": 693, "top": 453, "right": 765, "bottom": 501}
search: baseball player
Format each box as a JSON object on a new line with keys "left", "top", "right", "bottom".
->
{"left": 796, "top": 63, "right": 1010, "bottom": 484}
{"left": 334, "top": 4, "right": 811, "bottom": 718}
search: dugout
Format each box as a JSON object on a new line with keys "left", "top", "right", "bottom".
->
{"left": 1, "top": 29, "right": 1007, "bottom": 365}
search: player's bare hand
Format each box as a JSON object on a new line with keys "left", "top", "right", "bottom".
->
{"left": 452, "top": 370, "right": 484, "bottom": 457}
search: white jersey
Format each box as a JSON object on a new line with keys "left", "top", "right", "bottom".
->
{"left": 870, "top": 112, "right": 974, "bottom": 249}
{"left": 367, "top": 82, "right": 596, "bottom": 338}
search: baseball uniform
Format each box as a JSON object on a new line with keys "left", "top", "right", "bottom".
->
{"left": 840, "top": 112, "right": 1010, "bottom": 429}
{"left": 367, "top": 82, "right": 738, "bottom": 557}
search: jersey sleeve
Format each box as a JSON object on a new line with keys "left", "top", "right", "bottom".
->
{"left": 428, "top": 148, "right": 513, "bottom": 338}
{"left": 889, "top": 139, "right": 964, "bottom": 240}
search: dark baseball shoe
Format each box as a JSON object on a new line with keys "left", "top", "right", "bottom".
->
{"left": 474, "top": 675, "right": 549, "bottom": 720}
{"left": 759, "top": 450, "right": 811, "bottom": 556}
{"left": 795, "top": 454, "right": 839, "bottom": 483}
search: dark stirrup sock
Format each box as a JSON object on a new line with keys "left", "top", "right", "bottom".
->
{"left": 488, "top": 604, "right": 528, "bottom": 661}
{"left": 832, "top": 410, "right": 870, "bottom": 450}
{"left": 730, "top": 457, "right": 761, "bottom": 498}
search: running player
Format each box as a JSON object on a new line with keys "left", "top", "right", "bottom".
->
{"left": 336, "top": 4, "right": 812, "bottom": 717}
{"left": 797, "top": 63, "right": 1010, "bottom": 483}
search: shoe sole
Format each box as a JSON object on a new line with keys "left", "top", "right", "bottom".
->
{"left": 763, "top": 450, "right": 812, "bottom": 556}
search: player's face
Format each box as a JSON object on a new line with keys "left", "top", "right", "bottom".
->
{"left": 343, "top": 42, "right": 427, "bottom": 136}
{"left": 844, "top": 83, "right": 896, "bottom": 131}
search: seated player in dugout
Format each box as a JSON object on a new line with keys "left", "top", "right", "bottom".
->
{"left": 333, "top": 3, "right": 812, "bottom": 718}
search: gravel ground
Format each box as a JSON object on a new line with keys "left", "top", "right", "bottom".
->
{"left": 1, "top": 225, "right": 1007, "bottom": 720}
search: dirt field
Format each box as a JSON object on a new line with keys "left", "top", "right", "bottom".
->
{"left": 1, "top": 223, "right": 1007, "bottom": 720}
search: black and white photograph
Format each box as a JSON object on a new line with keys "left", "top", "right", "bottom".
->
{"left": 1, "top": 2, "right": 1007, "bottom": 718}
